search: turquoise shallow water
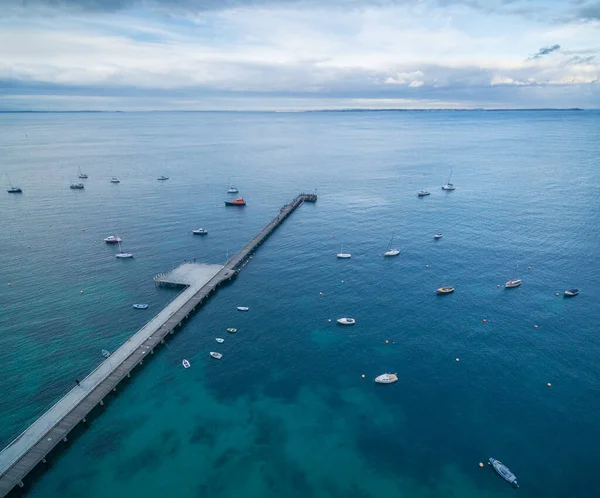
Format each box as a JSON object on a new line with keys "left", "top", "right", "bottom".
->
{"left": 1, "top": 110, "right": 599, "bottom": 497}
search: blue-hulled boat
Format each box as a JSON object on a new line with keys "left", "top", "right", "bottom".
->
{"left": 489, "top": 458, "right": 518, "bottom": 487}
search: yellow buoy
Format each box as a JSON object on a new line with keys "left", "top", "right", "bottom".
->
{"left": 479, "top": 462, "right": 484, "bottom": 468}
{"left": 547, "top": 383, "right": 552, "bottom": 387}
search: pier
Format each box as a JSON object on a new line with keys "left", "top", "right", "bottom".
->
{"left": 0, "top": 193, "right": 316, "bottom": 497}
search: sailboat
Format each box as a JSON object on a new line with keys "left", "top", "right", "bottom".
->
{"left": 384, "top": 235, "right": 400, "bottom": 257}
{"left": 6, "top": 175, "right": 22, "bottom": 193}
{"left": 78, "top": 166, "right": 88, "bottom": 179}
{"left": 337, "top": 245, "right": 351, "bottom": 259}
{"left": 442, "top": 170, "right": 456, "bottom": 190}
{"left": 505, "top": 265, "right": 522, "bottom": 288}
{"left": 227, "top": 176, "right": 239, "bottom": 193}
{"left": 115, "top": 240, "right": 133, "bottom": 258}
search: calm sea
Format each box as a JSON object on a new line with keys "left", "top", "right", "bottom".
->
{"left": 1, "top": 110, "right": 599, "bottom": 498}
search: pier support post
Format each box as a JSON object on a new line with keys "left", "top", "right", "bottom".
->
{"left": 113, "top": 387, "right": 117, "bottom": 392}
{"left": 42, "top": 458, "right": 48, "bottom": 466}
{"left": 139, "top": 360, "right": 143, "bottom": 365}
{"left": 83, "top": 418, "right": 88, "bottom": 427}
{"left": 100, "top": 399, "right": 104, "bottom": 406}
{"left": 18, "top": 481, "right": 24, "bottom": 488}
{"left": 161, "top": 339, "right": 164, "bottom": 344}
{"left": 63, "top": 437, "right": 68, "bottom": 443}
{"left": 127, "top": 372, "right": 131, "bottom": 378}
{"left": 150, "top": 349, "right": 154, "bottom": 355}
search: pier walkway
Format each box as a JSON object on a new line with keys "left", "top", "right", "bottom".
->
{"left": 0, "top": 193, "right": 316, "bottom": 497}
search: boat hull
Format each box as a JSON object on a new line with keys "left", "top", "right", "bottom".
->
{"left": 489, "top": 458, "right": 518, "bottom": 487}
{"left": 505, "top": 280, "right": 522, "bottom": 288}
{"left": 337, "top": 318, "right": 356, "bottom": 325}
{"left": 437, "top": 287, "right": 455, "bottom": 294}
{"left": 375, "top": 373, "right": 398, "bottom": 384}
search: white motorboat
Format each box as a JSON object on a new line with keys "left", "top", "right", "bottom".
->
{"left": 237, "top": 306, "right": 249, "bottom": 311}
{"left": 216, "top": 338, "right": 225, "bottom": 343}
{"left": 417, "top": 189, "right": 430, "bottom": 196}
{"left": 442, "top": 170, "right": 455, "bottom": 190}
{"left": 434, "top": 234, "right": 443, "bottom": 239}
{"left": 337, "top": 245, "right": 351, "bottom": 258}
{"left": 133, "top": 304, "right": 148, "bottom": 309}
{"left": 192, "top": 228, "right": 208, "bottom": 235}
{"left": 78, "top": 166, "right": 88, "bottom": 179}
{"left": 104, "top": 235, "right": 121, "bottom": 243}
{"left": 182, "top": 359, "right": 191, "bottom": 368}
{"left": 157, "top": 175, "right": 169, "bottom": 180}
{"left": 110, "top": 177, "right": 120, "bottom": 183}
{"left": 227, "top": 187, "right": 239, "bottom": 193}
{"left": 337, "top": 317, "right": 356, "bottom": 325}
{"left": 116, "top": 241, "right": 133, "bottom": 258}
{"left": 384, "top": 235, "right": 400, "bottom": 257}
{"left": 210, "top": 352, "right": 223, "bottom": 359}
{"left": 375, "top": 373, "right": 398, "bottom": 384}
{"left": 227, "top": 328, "right": 237, "bottom": 333}
{"left": 505, "top": 279, "right": 522, "bottom": 288}
{"left": 101, "top": 349, "right": 110, "bottom": 358}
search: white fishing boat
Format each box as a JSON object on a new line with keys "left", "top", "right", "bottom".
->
{"left": 337, "top": 317, "right": 356, "bottom": 325}
{"left": 210, "top": 352, "right": 223, "bottom": 359}
{"left": 375, "top": 373, "right": 398, "bottom": 384}
{"left": 132, "top": 304, "right": 148, "bottom": 309}
{"left": 78, "top": 166, "right": 88, "bottom": 179}
{"left": 182, "top": 359, "right": 191, "bottom": 368}
{"left": 384, "top": 235, "right": 400, "bottom": 257}
{"left": 216, "top": 338, "right": 225, "bottom": 343}
{"left": 237, "top": 306, "right": 249, "bottom": 311}
{"left": 110, "top": 177, "right": 120, "bottom": 183}
{"left": 434, "top": 233, "right": 443, "bottom": 239}
{"left": 337, "top": 245, "right": 351, "bottom": 259}
{"left": 442, "top": 170, "right": 456, "bottom": 190}
{"left": 104, "top": 235, "right": 121, "bottom": 243}
{"left": 192, "top": 228, "right": 208, "bottom": 235}
{"left": 227, "top": 328, "right": 237, "bottom": 333}
{"left": 115, "top": 240, "right": 133, "bottom": 258}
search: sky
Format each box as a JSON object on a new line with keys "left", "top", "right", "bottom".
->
{"left": 0, "top": 0, "right": 599, "bottom": 110}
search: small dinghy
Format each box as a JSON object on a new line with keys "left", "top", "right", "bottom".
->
{"left": 227, "top": 328, "right": 237, "bottom": 333}
{"left": 505, "top": 279, "right": 522, "bottom": 288}
{"left": 417, "top": 189, "right": 430, "bottom": 196}
{"left": 375, "top": 373, "right": 398, "bottom": 384}
{"left": 101, "top": 349, "right": 111, "bottom": 358}
{"left": 133, "top": 304, "right": 148, "bottom": 309}
{"left": 564, "top": 288, "right": 579, "bottom": 297}
{"left": 237, "top": 306, "right": 249, "bottom": 311}
{"left": 434, "top": 233, "right": 443, "bottom": 239}
{"left": 110, "top": 177, "right": 120, "bottom": 184}
{"left": 192, "top": 228, "right": 208, "bottom": 235}
{"left": 337, "top": 317, "right": 356, "bottom": 325}
{"left": 157, "top": 175, "right": 169, "bottom": 180}
{"left": 227, "top": 187, "right": 239, "bottom": 193}
{"left": 210, "top": 352, "right": 223, "bottom": 360}
{"left": 182, "top": 359, "right": 191, "bottom": 368}
{"left": 104, "top": 235, "right": 121, "bottom": 243}
{"left": 489, "top": 458, "right": 518, "bottom": 488}
{"left": 437, "top": 286, "right": 455, "bottom": 295}
{"left": 216, "top": 338, "right": 225, "bottom": 343}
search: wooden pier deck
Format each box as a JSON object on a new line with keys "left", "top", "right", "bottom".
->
{"left": 0, "top": 193, "right": 316, "bottom": 497}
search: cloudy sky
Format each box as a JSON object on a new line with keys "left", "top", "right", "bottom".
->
{"left": 1, "top": 0, "right": 599, "bottom": 110}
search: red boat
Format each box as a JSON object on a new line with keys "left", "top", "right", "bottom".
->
{"left": 224, "top": 197, "right": 246, "bottom": 206}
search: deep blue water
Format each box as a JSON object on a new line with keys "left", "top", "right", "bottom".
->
{"left": 1, "top": 110, "right": 599, "bottom": 497}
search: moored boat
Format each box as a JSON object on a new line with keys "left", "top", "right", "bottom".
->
{"left": 110, "top": 177, "right": 120, "bottom": 183}
{"left": 78, "top": 166, "right": 88, "bottom": 179}
{"left": 564, "top": 288, "right": 579, "bottom": 297}
{"left": 384, "top": 235, "right": 400, "bottom": 257}
{"left": 237, "top": 306, "right": 249, "bottom": 311}
{"left": 210, "top": 352, "right": 223, "bottom": 359}
{"left": 489, "top": 458, "right": 518, "bottom": 487}
{"left": 417, "top": 189, "right": 430, "bottom": 196}
{"left": 337, "top": 244, "right": 351, "bottom": 258}
{"left": 216, "top": 338, "right": 225, "bottom": 343}
{"left": 182, "top": 359, "right": 191, "bottom": 368}
{"left": 104, "top": 235, "right": 121, "bottom": 243}
{"left": 101, "top": 349, "right": 111, "bottom": 358}
{"left": 437, "top": 286, "right": 455, "bottom": 295}
{"left": 116, "top": 241, "right": 133, "bottom": 258}
{"left": 157, "top": 175, "right": 169, "bottom": 180}
{"left": 7, "top": 187, "right": 22, "bottom": 193}
{"left": 442, "top": 170, "right": 456, "bottom": 190}
{"left": 192, "top": 228, "right": 208, "bottom": 235}
{"left": 227, "top": 328, "right": 237, "bottom": 333}
{"left": 434, "top": 233, "right": 443, "bottom": 239}
{"left": 70, "top": 183, "right": 84, "bottom": 189}
{"left": 375, "top": 373, "right": 398, "bottom": 384}
{"left": 227, "top": 187, "right": 239, "bottom": 193}
{"left": 337, "top": 317, "right": 356, "bottom": 325}
{"left": 224, "top": 197, "right": 246, "bottom": 206}
{"left": 505, "top": 279, "right": 522, "bottom": 288}
{"left": 133, "top": 304, "right": 148, "bottom": 309}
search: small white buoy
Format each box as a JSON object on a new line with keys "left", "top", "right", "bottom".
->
{"left": 547, "top": 382, "right": 551, "bottom": 387}
{"left": 497, "top": 284, "right": 500, "bottom": 288}
{"left": 426, "top": 265, "right": 429, "bottom": 268}
{"left": 556, "top": 292, "right": 559, "bottom": 296}
{"left": 482, "top": 319, "right": 487, "bottom": 323}
{"left": 455, "top": 358, "right": 460, "bottom": 362}
{"left": 361, "top": 374, "right": 365, "bottom": 378}
{"left": 534, "top": 324, "right": 538, "bottom": 329}
{"left": 7, "top": 282, "right": 12, "bottom": 287}
{"left": 385, "top": 340, "right": 389, "bottom": 344}
{"left": 80, "top": 290, "right": 84, "bottom": 294}
{"left": 479, "top": 462, "right": 484, "bottom": 468}
{"left": 27, "top": 246, "right": 30, "bottom": 249}
{"left": 328, "top": 319, "right": 331, "bottom": 323}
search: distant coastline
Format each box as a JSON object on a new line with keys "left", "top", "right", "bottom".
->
{"left": 0, "top": 108, "right": 586, "bottom": 113}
